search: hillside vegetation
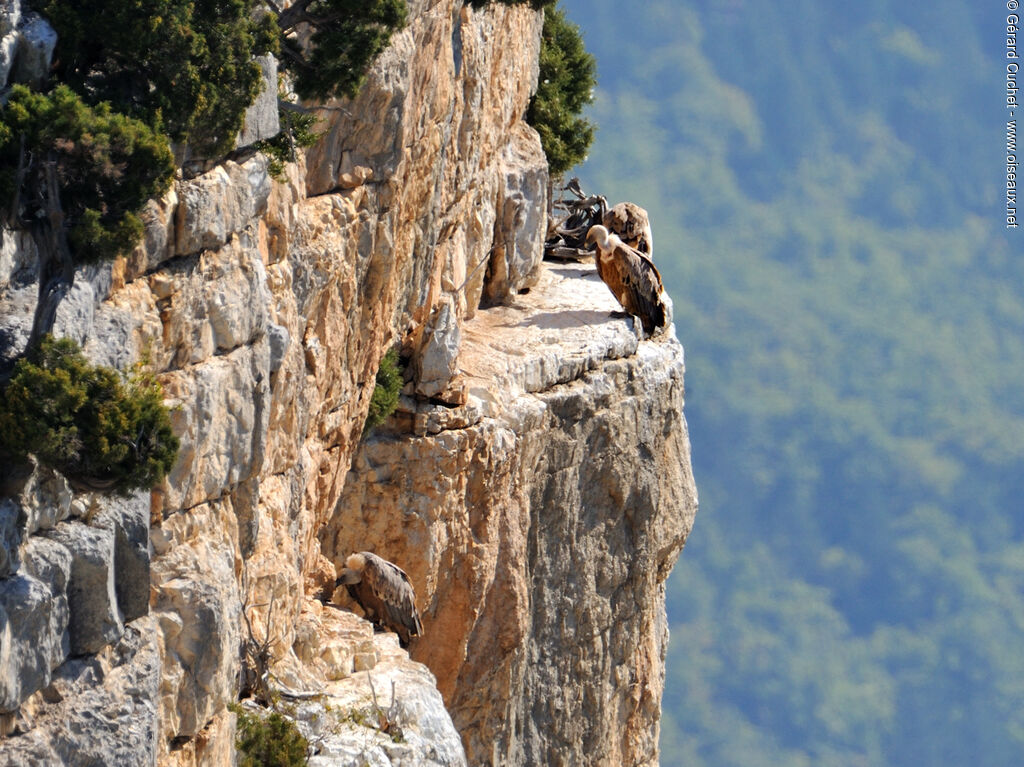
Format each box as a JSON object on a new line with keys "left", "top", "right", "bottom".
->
{"left": 561, "top": 1, "right": 1023, "bottom": 765}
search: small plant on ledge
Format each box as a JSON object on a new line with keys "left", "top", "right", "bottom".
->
{"left": 231, "top": 704, "right": 309, "bottom": 767}
{"left": 0, "top": 336, "right": 179, "bottom": 495}
{"left": 363, "top": 347, "right": 404, "bottom": 434}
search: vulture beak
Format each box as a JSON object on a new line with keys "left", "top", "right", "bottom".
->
{"left": 337, "top": 568, "right": 361, "bottom": 586}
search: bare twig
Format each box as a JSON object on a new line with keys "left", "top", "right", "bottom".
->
{"left": 454, "top": 249, "right": 492, "bottom": 294}
{"left": 278, "top": 98, "right": 351, "bottom": 117}
{"left": 366, "top": 672, "right": 399, "bottom": 736}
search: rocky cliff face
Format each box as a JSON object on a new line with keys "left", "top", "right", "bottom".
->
{"left": 0, "top": 2, "right": 697, "bottom": 766}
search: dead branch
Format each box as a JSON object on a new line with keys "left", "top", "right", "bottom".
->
{"left": 544, "top": 178, "right": 607, "bottom": 261}
{"left": 239, "top": 570, "right": 280, "bottom": 706}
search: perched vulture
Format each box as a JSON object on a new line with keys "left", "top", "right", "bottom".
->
{"left": 585, "top": 225, "right": 668, "bottom": 337}
{"left": 336, "top": 552, "right": 423, "bottom": 646}
{"left": 602, "top": 202, "right": 654, "bottom": 257}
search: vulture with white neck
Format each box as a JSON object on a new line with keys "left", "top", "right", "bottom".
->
{"left": 336, "top": 552, "right": 423, "bottom": 646}
{"left": 585, "top": 224, "right": 668, "bottom": 337}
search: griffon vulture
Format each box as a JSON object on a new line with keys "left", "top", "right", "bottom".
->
{"left": 602, "top": 202, "right": 653, "bottom": 257}
{"left": 585, "top": 225, "right": 668, "bottom": 337}
{"left": 336, "top": 552, "right": 423, "bottom": 646}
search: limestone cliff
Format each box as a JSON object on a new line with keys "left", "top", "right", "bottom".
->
{"left": 0, "top": 2, "right": 697, "bottom": 766}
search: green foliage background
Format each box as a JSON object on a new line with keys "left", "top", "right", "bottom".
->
{"left": 278, "top": 0, "right": 407, "bottom": 101}
{"left": 560, "top": 1, "right": 1023, "bottom": 765}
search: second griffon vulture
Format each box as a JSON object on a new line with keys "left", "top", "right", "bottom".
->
{"left": 336, "top": 551, "right": 423, "bottom": 647}
{"left": 602, "top": 201, "right": 653, "bottom": 257}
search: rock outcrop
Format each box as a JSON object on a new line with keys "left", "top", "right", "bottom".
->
{"left": 327, "top": 263, "right": 696, "bottom": 766}
{"left": 283, "top": 609, "right": 467, "bottom": 766}
{"left": 0, "top": 1, "right": 697, "bottom": 765}
{"left": 0, "top": 0, "right": 56, "bottom": 90}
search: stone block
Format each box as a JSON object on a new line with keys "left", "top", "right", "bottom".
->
{"left": 483, "top": 123, "right": 548, "bottom": 305}
{"left": 15, "top": 461, "right": 73, "bottom": 537}
{"left": 52, "top": 261, "right": 115, "bottom": 351}
{"left": 152, "top": 529, "right": 241, "bottom": 737}
{"left": 0, "top": 538, "right": 72, "bottom": 713}
{"left": 45, "top": 522, "right": 123, "bottom": 656}
{"left": 8, "top": 11, "right": 55, "bottom": 89}
{"left": 0, "top": 225, "right": 36, "bottom": 293}
{"left": 237, "top": 54, "right": 280, "bottom": 147}
{"left": 153, "top": 238, "right": 271, "bottom": 367}
{"left": 0, "top": 0, "right": 21, "bottom": 89}
{"left": 268, "top": 321, "right": 290, "bottom": 375}
{"left": 134, "top": 188, "right": 178, "bottom": 273}
{"left": 0, "top": 618, "right": 161, "bottom": 766}
{"left": 159, "top": 339, "right": 271, "bottom": 511}
{"left": 174, "top": 156, "right": 271, "bottom": 256}
{"left": 415, "top": 299, "right": 461, "bottom": 398}
{"left": 94, "top": 492, "right": 151, "bottom": 624}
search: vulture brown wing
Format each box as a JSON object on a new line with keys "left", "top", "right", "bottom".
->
{"left": 362, "top": 554, "right": 423, "bottom": 641}
{"left": 615, "top": 244, "right": 667, "bottom": 336}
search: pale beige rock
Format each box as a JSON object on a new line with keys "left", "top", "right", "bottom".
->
{"left": 0, "top": 1, "right": 21, "bottom": 89}
{"left": 174, "top": 157, "right": 271, "bottom": 257}
{"left": 159, "top": 340, "right": 271, "bottom": 512}
{"left": 124, "top": 187, "right": 180, "bottom": 279}
{"left": 151, "top": 500, "right": 242, "bottom": 740}
{"left": 0, "top": 225, "right": 35, "bottom": 292}
{"left": 154, "top": 238, "right": 272, "bottom": 367}
{"left": 414, "top": 298, "right": 461, "bottom": 398}
{"left": 275, "top": 613, "right": 467, "bottom": 767}
{"left": 12, "top": 461, "right": 74, "bottom": 537}
{"left": 161, "top": 708, "right": 236, "bottom": 767}
{"left": 45, "top": 522, "right": 123, "bottom": 656}
{"left": 8, "top": 10, "right": 55, "bottom": 89}
{"left": 483, "top": 122, "right": 548, "bottom": 306}
{"left": 236, "top": 54, "right": 280, "bottom": 148}
{"left": 0, "top": 539, "right": 71, "bottom": 713}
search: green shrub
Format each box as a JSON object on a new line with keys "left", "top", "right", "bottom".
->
{"left": 274, "top": 0, "right": 408, "bottom": 101}
{"left": 32, "top": 0, "right": 278, "bottom": 158}
{"left": 255, "top": 105, "right": 323, "bottom": 180}
{"left": 364, "top": 348, "right": 403, "bottom": 433}
{"left": 0, "top": 336, "right": 179, "bottom": 494}
{"left": 0, "top": 84, "right": 175, "bottom": 263}
{"left": 233, "top": 705, "right": 309, "bottom": 767}
{"left": 526, "top": 5, "right": 596, "bottom": 175}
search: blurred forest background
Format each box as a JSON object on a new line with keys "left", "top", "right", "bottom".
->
{"left": 559, "top": 0, "right": 1023, "bottom": 764}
